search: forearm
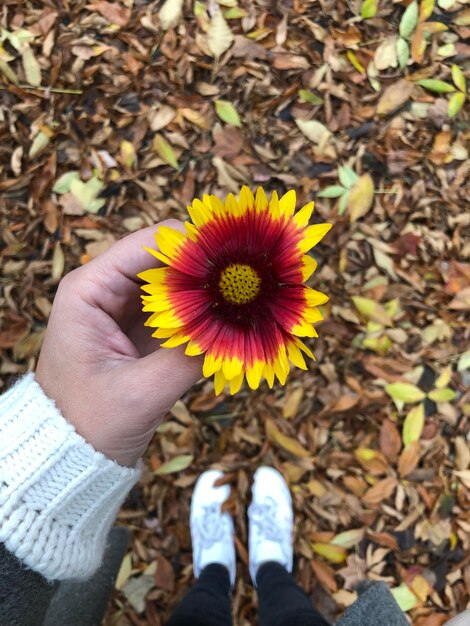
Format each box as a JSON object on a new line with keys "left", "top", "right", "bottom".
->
{"left": 0, "top": 374, "right": 140, "bottom": 582}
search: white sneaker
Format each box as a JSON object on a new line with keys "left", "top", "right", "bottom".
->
{"left": 190, "top": 469, "right": 236, "bottom": 586}
{"left": 248, "top": 466, "right": 293, "bottom": 584}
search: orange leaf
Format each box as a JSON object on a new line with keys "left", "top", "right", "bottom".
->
{"left": 362, "top": 477, "right": 397, "bottom": 507}
{"left": 398, "top": 442, "right": 421, "bottom": 477}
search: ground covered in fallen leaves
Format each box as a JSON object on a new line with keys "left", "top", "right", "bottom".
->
{"left": 1, "top": 0, "right": 469, "bottom": 624}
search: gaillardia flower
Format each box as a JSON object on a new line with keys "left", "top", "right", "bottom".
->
{"left": 138, "top": 186, "right": 331, "bottom": 395}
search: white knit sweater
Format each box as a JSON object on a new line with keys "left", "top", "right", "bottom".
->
{"left": 0, "top": 374, "right": 141, "bottom": 581}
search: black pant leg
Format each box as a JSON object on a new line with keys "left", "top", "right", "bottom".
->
{"left": 257, "top": 562, "right": 330, "bottom": 626}
{"left": 165, "top": 563, "right": 232, "bottom": 626}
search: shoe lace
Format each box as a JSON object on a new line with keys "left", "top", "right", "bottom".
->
{"left": 250, "top": 497, "right": 284, "bottom": 542}
{"left": 195, "top": 503, "right": 227, "bottom": 547}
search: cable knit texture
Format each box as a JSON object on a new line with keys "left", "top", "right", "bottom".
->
{"left": 0, "top": 374, "right": 141, "bottom": 582}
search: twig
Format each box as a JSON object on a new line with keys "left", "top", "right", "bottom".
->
{"left": 0, "top": 84, "right": 83, "bottom": 94}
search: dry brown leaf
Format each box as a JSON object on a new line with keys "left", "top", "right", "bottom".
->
{"left": 376, "top": 79, "right": 414, "bottom": 115}
{"left": 265, "top": 419, "right": 311, "bottom": 458}
{"left": 380, "top": 419, "right": 402, "bottom": 461}
{"left": 398, "top": 442, "right": 421, "bottom": 477}
{"left": 362, "top": 477, "right": 398, "bottom": 507}
{"left": 311, "top": 560, "right": 338, "bottom": 593}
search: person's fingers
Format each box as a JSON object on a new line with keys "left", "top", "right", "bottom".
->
{"left": 130, "top": 345, "right": 203, "bottom": 415}
{"left": 72, "top": 219, "right": 186, "bottom": 325}
{"left": 79, "top": 219, "right": 185, "bottom": 298}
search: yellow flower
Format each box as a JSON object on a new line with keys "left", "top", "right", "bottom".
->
{"left": 139, "top": 186, "right": 331, "bottom": 394}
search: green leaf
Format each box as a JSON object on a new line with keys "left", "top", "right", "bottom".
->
{"left": 52, "top": 171, "right": 80, "bottom": 194}
{"left": 338, "top": 191, "right": 349, "bottom": 215}
{"left": 417, "top": 79, "right": 456, "bottom": 93}
{"left": 428, "top": 387, "right": 456, "bottom": 403}
{"left": 153, "top": 133, "right": 180, "bottom": 169}
{"left": 155, "top": 454, "right": 194, "bottom": 474}
{"left": 391, "top": 583, "right": 419, "bottom": 612}
{"left": 451, "top": 64, "right": 466, "bottom": 92}
{"left": 457, "top": 351, "right": 470, "bottom": 372}
{"left": 224, "top": 7, "right": 247, "bottom": 19}
{"left": 352, "top": 296, "right": 393, "bottom": 325}
{"left": 448, "top": 92, "right": 465, "bottom": 118}
{"left": 28, "top": 131, "right": 50, "bottom": 159}
{"left": 402, "top": 403, "right": 425, "bottom": 445}
{"left": 399, "top": 1, "right": 419, "bottom": 39}
{"left": 70, "top": 176, "right": 105, "bottom": 213}
{"left": 385, "top": 382, "right": 425, "bottom": 403}
{"left": 338, "top": 165, "right": 358, "bottom": 189}
{"left": 361, "top": 0, "right": 378, "bottom": 19}
{"left": 396, "top": 37, "right": 410, "bottom": 70}
{"left": 21, "top": 44, "right": 41, "bottom": 86}
{"left": 318, "top": 185, "right": 347, "bottom": 198}
{"left": 214, "top": 99, "right": 242, "bottom": 127}
{"left": 298, "top": 89, "right": 323, "bottom": 104}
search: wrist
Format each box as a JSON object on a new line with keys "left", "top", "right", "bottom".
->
{"left": 0, "top": 374, "right": 141, "bottom": 580}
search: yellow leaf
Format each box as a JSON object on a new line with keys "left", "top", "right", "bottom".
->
{"left": 266, "top": 419, "right": 310, "bottom": 458}
{"left": 361, "top": 0, "right": 378, "bottom": 19}
{"left": 153, "top": 134, "right": 179, "bottom": 169}
{"left": 402, "top": 403, "right": 425, "bottom": 445}
{"left": 435, "top": 365, "right": 452, "bottom": 389}
{"left": 348, "top": 174, "right": 374, "bottom": 222}
{"left": 22, "top": 43, "right": 41, "bottom": 86}
{"left": 386, "top": 382, "right": 425, "bottom": 403}
{"left": 419, "top": 0, "right": 435, "bottom": 21}
{"left": 207, "top": 10, "right": 234, "bottom": 58}
{"left": 331, "top": 528, "right": 365, "bottom": 548}
{"left": 346, "top": 50, "right": 365, "bottom": 74}
{"left": 51, "top": 242, "right": 65, "bottom": 282}
{"left": 179, "top": 107, "right": 210, "bottom": 129}
{"left": 428, "top": 387, "right": 456, "bottom": 402}
{"left": 312, "top": 543, "right": 347, "bottom": 564}
{"left": 448, "top": 92, "right": 465, "bottom": 118}
{"left": 120, "top": 140, "right": 136, "bottom": 169}
{"left": 352, "top": 296, "right": 393, "bottom": 326}
{"left": 158, "top": 0, "right": 184, "bottom": 30}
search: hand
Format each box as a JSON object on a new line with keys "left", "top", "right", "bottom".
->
{"left": 36, "top": 221, "right": 202, "bottom": 467}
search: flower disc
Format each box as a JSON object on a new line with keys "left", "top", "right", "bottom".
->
{"left": 138, "top": 186, "right": 331, "bottom": 395}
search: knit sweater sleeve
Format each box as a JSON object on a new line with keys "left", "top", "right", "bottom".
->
{"left": 0, "top": 374, "right": 141, "bottom": 582}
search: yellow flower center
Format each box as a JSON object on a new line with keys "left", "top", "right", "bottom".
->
{"left": 219, "top": 263, "right": 261, "bottom": 305}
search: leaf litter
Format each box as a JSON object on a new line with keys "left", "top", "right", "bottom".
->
{"left": 0, "top": 0, "right": 469, "bottom": 624}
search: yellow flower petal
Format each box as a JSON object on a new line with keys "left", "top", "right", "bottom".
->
{"left": 137, "top": 267, "right": 168, "bottom": 283}
{"left": 188, "top": 198, "right": 213, "bottom": 227}
{"left": 305, "top": 287, "right": 329, "bottom": 306}
{"left": 222, "top": 356, "right": 243, "bottom": 381}
{"left": 229, "top": 372, "right": 244, "bottom": 394}
{"left": 185, "top": 340, "right": 204, "bottom": 356}
{"left": 299, "top": 223, "right": 332, "bottom": 253}
{"left": 239, "top": 186, "right": 254, "bottom": 213}
{"left": 287, "top": 342, "right": 307, "bottom": 369}
{"left": 246, "top": 360, "right": 264, "bottom": 390}
{"left": 279, "top": 189, "right": 296, "bottom": 217}
{"left": 293, "top": 202, "right": 314, "bottom": 228}
{"left": 264, "top": 364, "right": 275, "bottom": 388}
{"left": 255, "top": 186, "right": 268, "bottom": 212}
{"left": 214, "top": 369, "right": 227, "bottom": 395}
{"left": 160, "top": 333, "right": 190, "bottom": 348}
{"left": 291, "top": 320, "right": 318, "bottom": 337}
{"left": 203, "top": 353, "right": 223, "bottom": 377}
{"left": 269, "top": 190, "right": 281, "bottom": 219}
{"left": 301, "top": 255, "right": 317, "bottom": 281}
